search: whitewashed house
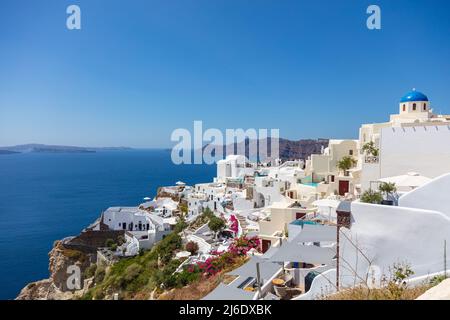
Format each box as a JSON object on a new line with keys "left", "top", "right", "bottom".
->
{"left": 102, "top": 207, "right": 171, "bottom": 252}
{"left": 216, "top": 155, "right": 255, "bottom": 183}
{"left": 140, "top": 197, "right": 179, "bottom": 217}
{"left": 187, "top": 192, "right": 208, "bottom": 220}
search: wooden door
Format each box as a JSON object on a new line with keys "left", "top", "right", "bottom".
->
{"left": 339, "top": 180, "right": 349, "bottom": 196}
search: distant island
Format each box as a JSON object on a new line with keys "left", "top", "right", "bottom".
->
{"left": 0, "top": 139, "right": 330, "bottom": 160}
{"left": 0, "top": 144, "right": 133, "bottom": 154}
{"left": 0, "top": 150, "right": 20, "bottom": 155}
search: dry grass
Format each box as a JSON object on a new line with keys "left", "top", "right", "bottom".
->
{"left": 222, "top": 274, "right": 239, "bottom": 285}
{"left": 158, "top": 274, "right": 222, "bottom": 300}
{"left": 327, "top": 283, "right": 432, "bottom": 300}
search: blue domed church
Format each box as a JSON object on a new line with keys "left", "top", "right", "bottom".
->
{"left": 399, "top": 89, "right": 429, "bottom": 115}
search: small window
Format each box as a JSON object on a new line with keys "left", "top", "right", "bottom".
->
{"left": 402, "top": 104, "right": 406, "bottom": 112}
{"left": 423, "top": 103, "right": 427, "bottom": 111}
{"left": 349, "top": 150, "right": 353, "bottom": 156}
{"left": 413, "top": 103, "right": 417, "bottom": 111}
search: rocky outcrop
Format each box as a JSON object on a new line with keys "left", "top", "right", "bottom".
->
{"left": 16, "top": 240, "right": 94, "bottom": 300}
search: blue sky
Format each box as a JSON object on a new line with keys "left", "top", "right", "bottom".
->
{"left": 0, "top": 0, "right": 449, "bottom": 148}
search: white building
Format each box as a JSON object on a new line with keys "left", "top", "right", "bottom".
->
{"left": 187, "top": 192, "right": 208, "bottom": 219}
{"left": 140, "top": 197, "right": 179, "bottom": 218}
{"left": 216, "top": 155, "right": 255, "bottom": 183}
{"left": 360, "top": 90, "right": 450, "bottom": 190}
{"left": 101, "top": 207, "right": 171, "bottom": 251}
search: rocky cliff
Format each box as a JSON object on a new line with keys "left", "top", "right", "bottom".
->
{"left": 204, "top": 138, "right": 329, "bottom": 161}
{"left": 16, "top": 240, "right": 93, "bottom": 300}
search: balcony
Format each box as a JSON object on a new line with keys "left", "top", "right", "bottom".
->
{"left": 364, "top": 155, "right": 379, "bottom": 164}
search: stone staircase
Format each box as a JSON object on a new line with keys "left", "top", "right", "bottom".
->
{"left": 235, "top": 214, "right": 249, "bottom": 233}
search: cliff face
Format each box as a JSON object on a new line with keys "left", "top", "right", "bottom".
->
{"left": 206, "top": 138, "right": 329, "bottom": 161}
{"left": 17, "top": 228, "right": 126, "bottom": 300}
{"left": 16, "top": 241, "right": 93, "bottom": 300}
{"left": 278, "top": 138, "right": 329, "bottom": 160}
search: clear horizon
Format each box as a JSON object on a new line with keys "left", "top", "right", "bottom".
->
{"left": 1, "top": 0, "right": 449, "bottom": 148}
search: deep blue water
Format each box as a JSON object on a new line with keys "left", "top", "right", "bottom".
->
{"left": 0, "top": 150, "right": 215, "bottom": 299}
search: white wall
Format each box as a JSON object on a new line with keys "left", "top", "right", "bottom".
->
{"left": 340, "top": 201, "right": 450, "bottom": 288}
{"left": 380, "top": 125, "right": 450, "bottom": 179}
{"left": 399, "top": 173, "right": 450, "bottom": 218}
{"left": 293, "top": 269, "right": 337, "bottom": 300}
{"left": 360, "top": 162, "right": 380, "bottom": 191}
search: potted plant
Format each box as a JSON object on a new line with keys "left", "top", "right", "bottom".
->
{"left": 337, "top": 156, "right": 357, "bottom": 177}
{"left": 362, "top": 141, "right": 379, "bottom": 157}
{"left": 360, "top": 189, "right": 383, "bottom": 204}
{"left": 379, "top": 182, "right": 397, "bottom": 205}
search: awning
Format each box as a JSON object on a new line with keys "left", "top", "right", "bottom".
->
{"left": 312, "top": 199, "right": 340, "bottom": 208}
{"left": 268, "top": 244, "right": 335, "bottom": 264}
{"left": 294, "top": 224, "right": 337, "bottom": 243}
{"left": 378, "top": 172, "right": 431, "bottom": 188}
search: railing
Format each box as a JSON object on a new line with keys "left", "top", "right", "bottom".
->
{"left": 364, "top": 155, "right": 379, "bottom": 164}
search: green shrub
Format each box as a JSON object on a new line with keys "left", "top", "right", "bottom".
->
{"left": 362, "top": 141, "right": 379, "bottom": 157}
{"left": 174, "top": 218, "right": 188, "bottom": 233}
{"left": 84, "top": 264, "right": 97, "bottom": 279}
{"left": 94, "top": 266, "right": 106, "bottom": 283}
{"left": 124, "top": 263, "right": 142, "bottom": 282}
{"left": 105, "top": 238, "right": 115, "bottom": 248}
{"left": 81, "top": 289, "right": 94, "bottom": 300}
{"left": 379, "top": 182, "right": 397, "bottom": 199}
{"left": 175, "top": 269, "right": 201, "bottom": 287}
{"left": 155, "top": 233, "right": 182, "bottom": 263}
{"left": 430, "top": 274, "right": 447, "bottom": 287}
{"left": 62, "top": 248, "right": 84, "bottom": 261}
{"left": 93, "top": 289, "right": 105, "bottom": 300}
{"left": 360, "top": 189, "right": 383, "bottom": 204}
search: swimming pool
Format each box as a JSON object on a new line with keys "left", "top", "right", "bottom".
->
{"left": 290, "top": 220, "right": 319, "bottom": 226}
{"left": 301, "top": 182, "right": 319, "bottom": 187}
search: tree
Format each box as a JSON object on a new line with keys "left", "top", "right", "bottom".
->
{"left": 379, "top": 182, "right": 397, "bottom": 200}
{"left": 360, "top": 189, "right": 383, "bottom": 204}
{"left": 337, "top": 156, "right": 357, "bottom": 176}
{"left": 362, "top": 141, "right": 379, "bottom": 157}
{"left": 179, "top": 203, "right": 188, "bottom": 216}
{"left": 208, "top": 216, "right": 226, "bottom": 238}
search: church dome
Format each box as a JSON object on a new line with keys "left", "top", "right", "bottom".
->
{"left": 400, "top": 90, "right": 429, "bottom": 103}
